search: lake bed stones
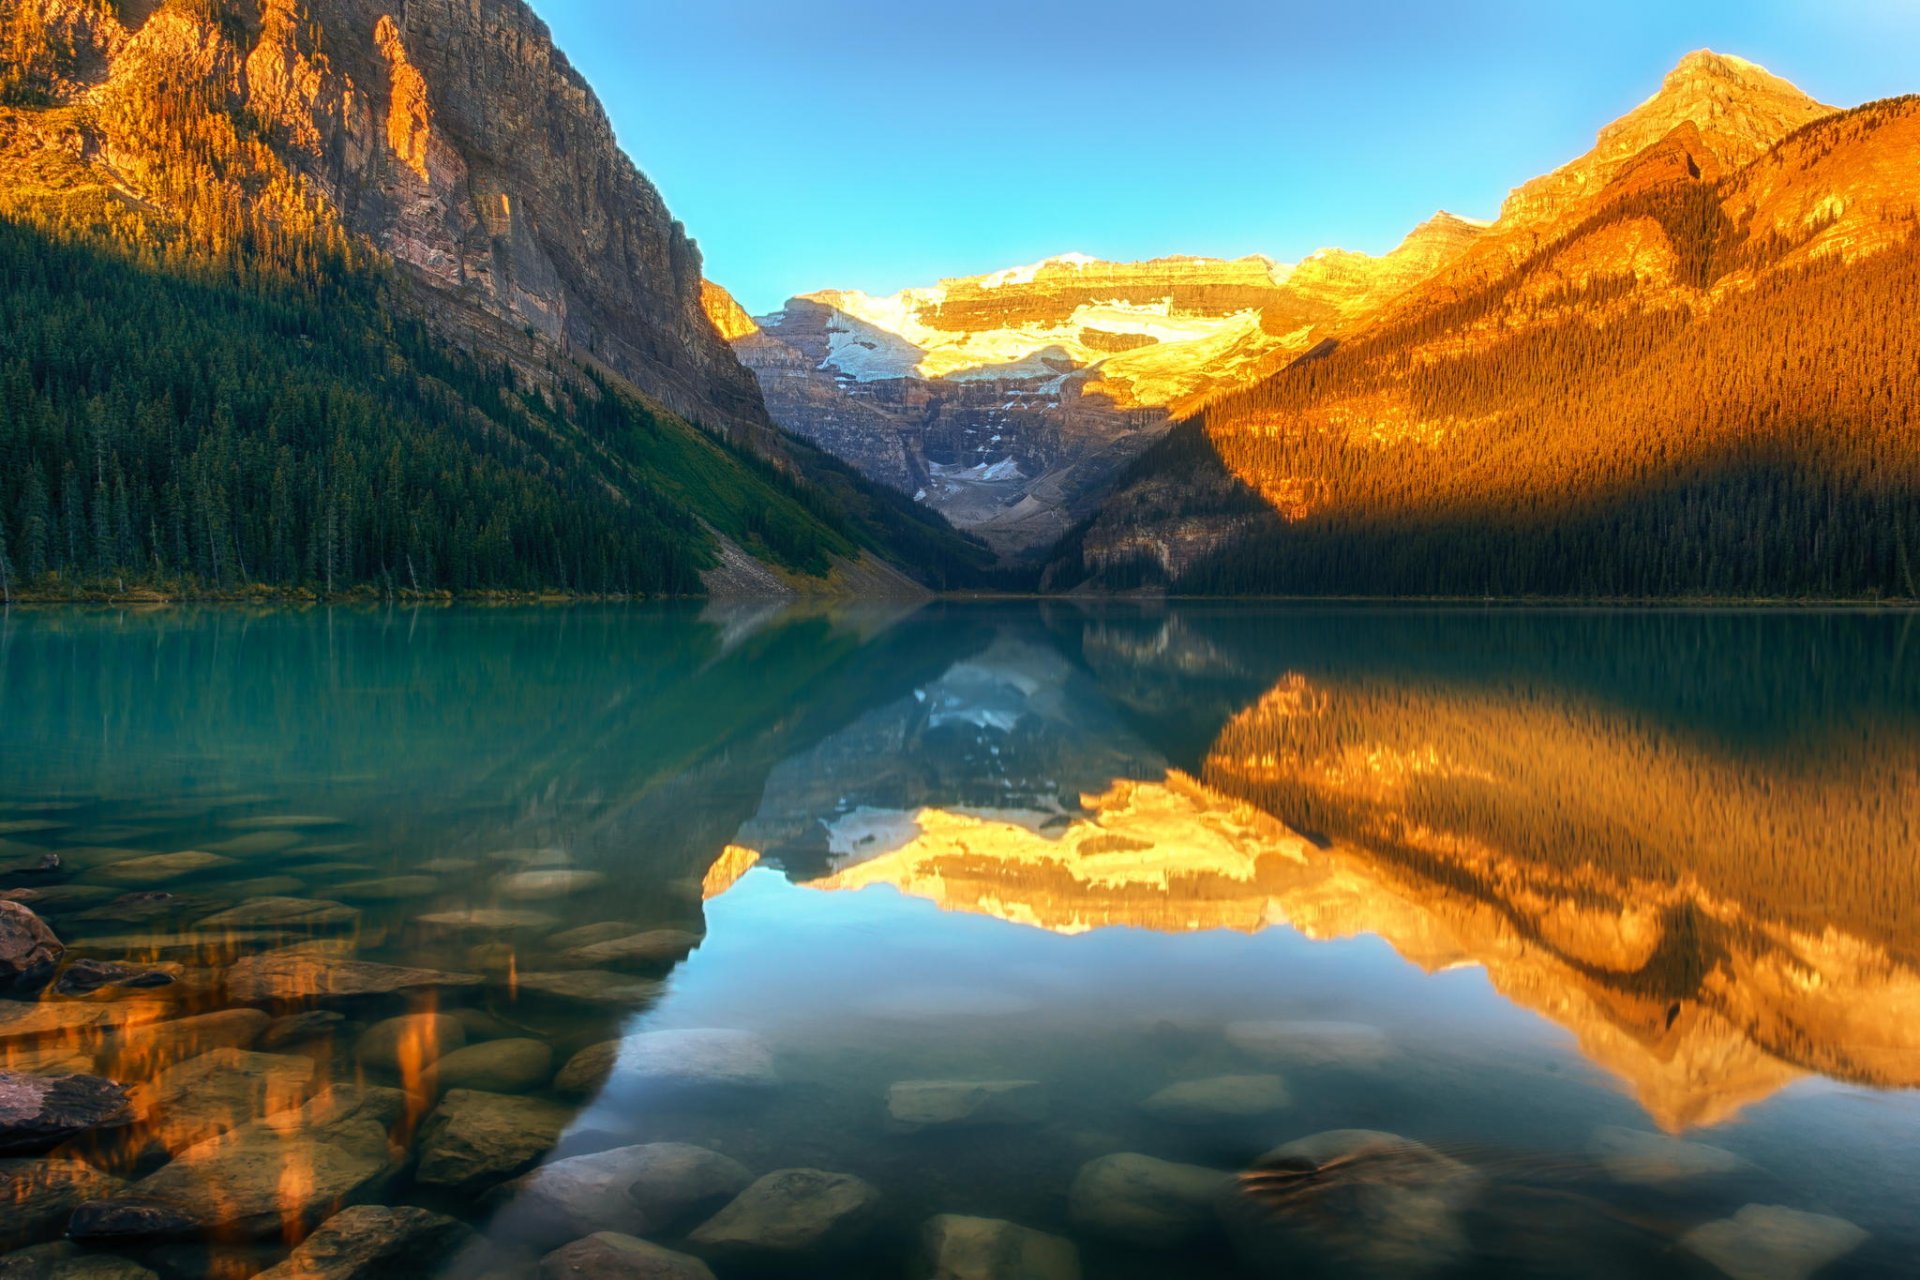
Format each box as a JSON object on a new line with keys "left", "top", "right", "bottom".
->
{"left": 1587, "top": 1125, "right": 1749, "bottom": 1186}
{"left": 414, "top": 1089, "right": 573, "bottom": 1191}
{"left": 0, "top": 1071, "right": 136, "bottom": 1155}
{"left": 887, "top": 1079, "right": 1048, "bottom": 1131}
{"left": 425, "top": 1038, "right": 553, "bottom": 1094}
{"left": 354, "top": 1013, "right": 467, "bottom": 1073}
{"left": 1224, "top": 1020, "right": 1392, "bottom": 1068}
{"left": 493, "top": 1142, "right": 752, "bottom": 1247}
{"left": 252, "top": 1204, "right": 474, "bottom": 1280}
{"left": 0, "top": 900, "right": 64, "bottom": 995}
{"left": 689, "top": 1168, "right": 882, "bottom": 1258}
{"left": 555, "top": 1029, "right": 776, "bottom": 1096}
{"left": 920, "top": 1214, "right": 1082, "bottom": 1280}
{"left": 1139, "top": 1074, "right": 1290, "bottom": 1125}
{"left": 1067, "top": 1153, "right": 1230, "bottom": 1247}
{"left": 1679, "top": 1204, "right": 1869, "bottom": 1280}
{"left": 538, "top": 1232, "right": 715, "bottom": 1280}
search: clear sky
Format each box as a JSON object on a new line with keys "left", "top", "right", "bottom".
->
{"left": 529, "top": 0, "right": 1920, "bottom": 314}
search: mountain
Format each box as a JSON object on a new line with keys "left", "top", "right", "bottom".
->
{"left": 0, "top": 0, "right": 992, "bottom": 598}
{"left": 1049, "top": 53, "right": 1920, "bottom": 598}
{"left": 725, "top": 220, "right": 1487, "bottom": 557}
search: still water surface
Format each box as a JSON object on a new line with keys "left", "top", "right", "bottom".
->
{"left": 0, "top": 604, "right": 1916, "bottom": 1279}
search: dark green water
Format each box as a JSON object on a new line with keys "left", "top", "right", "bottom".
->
{"left": 0, "top": 604, "right": 1916, "bottom": 1279}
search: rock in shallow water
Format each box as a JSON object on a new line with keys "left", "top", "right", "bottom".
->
{"left": 493, "top": 1142, "right": 752, "bottom": 1247}
{"left": 426, "top": 1037, "right": 552, "bottom": 1094}
{"left": 1224, "top": 1020, "right": 1392, "bottom": 1067}
{"left": 0, "top": 1157, "right": 126, "bottom": 1249}
{"left": 225, "top": 942, "right": 483, "bottom": 1002}
{"left": 51, "top": 960, "right": 175, "bottom": 996}
{"left": 1228, "top": 1129, "right": 1485, "bottom": 1278}
{"left": 555, "top": 1029, "right": 776, "bottom": 1096}
{"left": 1139, "top": 1074, "right": 1290, "bottom": 1125}
{"left": 508, "top": 971, "right": 662, "bottom": 1006}
{"left": 68, "top": 1087, "right": 407, "bottom": 1240}
{"left": 1587, "top": 1125, "right": 1749, "bottom": 1186}
{"left": 1679, "top": 1204, "right": 1869, "bottom": 1280}
{"left": 887, "top": 1079, "right": 1048, "bottom": 1131}
{"left": 689, "top": 1168, "right": 882, "bottom": 1258}
{"left": 920, "top": 1214, "right": 1082, "bottom": 1280}
{"left": 496, "top": 870, "right": 607, "bottom": 901}
{"left": 415, "top": 1088, "right": 573, "bottom": 1191}
{"left": 253, "top": 1204, "right": 474, "bottom": 1280}
{"left": 87, "top": 852, "right": 234, "bottom": 885}
{"left": 127, "top": 1048, "right": 316, "bottom": 1153}
{"left": 1068, "top": 1153, "right": 1230, "bottom": 1247}
{"left": 0, "top": 1071, "right": 136, "bottom": 1155}
{"left": 0, "top": 1241, "right": 157, "bottom": 1279}
{"left": 0, "top": 900, "right": 64, "bottom": 995}
{"left": 538, "top": 1232, "right": 714, "bottom": 1280}
{"left": 354, "top": 1013, "right": 466, "bottom": 1073}
{"left": 197, "top": 898, "right": 358, "bottom": 930}
{"left": 556, "top": 930, "right": 701, "bottom": 970}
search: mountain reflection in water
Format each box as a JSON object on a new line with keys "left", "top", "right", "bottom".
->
{"left": 0, "top": 604, "right": 1914, "bottom": 1279}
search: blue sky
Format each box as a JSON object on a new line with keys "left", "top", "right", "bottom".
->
{"left": 530, "top": 0, "right": 1920, "bottom": 314}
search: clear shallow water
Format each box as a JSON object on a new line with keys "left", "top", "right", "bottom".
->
{"left": 0, "top": 603, "right": 1916, "bottom": 1278}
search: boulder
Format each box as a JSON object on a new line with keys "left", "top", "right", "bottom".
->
{"left": 1229, "top": 1129, "right": 1484, "bottom": 1277}
{"left": 0, "top": 900, "right": 63, "bottom": 995}
{"left": 1224, "top": 1020, "right": 1392, "bottom": 1067}
{"left": 331, "top": 877, "right": 438, "bottom": 902}
{"left": 197, "top": 899, "right": 357, "bottom": 930}
{"left": 354, "top": 1014, "right": 466, "bottom": 1073}
{"left": 0, "top": 1157, "right": 125, "bottom": 1249}
{"left": 1587, "top": 1126, "right": 1749, "bottom": 1186}
{"left": 426, "top": 1038, "right": 553, "bottom": 1094}
{"left": 493, "top": 1142, "right": 751, "bottom": 1247}
{"left": 538, "top": 1232, "right": 714, "bottom": 1280}
{"left": 67, "top": 1087, "right": 407, "bottom": 1240}
{"left": 544, "top": 922, "right": 640, "bottom": 951}
{"left": 557, "top": 931, "right": 701, "bottom": 970}
{"left": 555, "top": 1029, "right": 776, "bottom": 1096}
{"left": 128, "top": 1049, "right": 316, "bottom": 1153}
{"left": 87, "top": 852, "right": 234, "bottom": 885}
{"left": 1679, "top": 1205, "right": 1869, "bottom": 1280}
{"left": 252, "top": 1204, "right": 474, "bottom": 1280}
{"left": 226, "top": 943, "right": 483, "bottom": 1002}
{"left": 509, "top": 971, "right": 663, "bottom": 1006}
{"left": 50, "top": 960, "right": 175, "bottom": 997}
{"left": 415, "top": 1089, "right": 573, "bottom": 1191}
{"left": 688, "top": 1168, "right": 881, "bottom": 1257}
{"left": 1068, "top": 1153, "right": 1230, "bottom": 1246}
{"left": 496, "top": 871, "right": 607, "bottom": 901}
{"left": 0, "top": 1241, "right": 157, "bottom": 1278}
{"left": 1140, "top": 1074, "right": 1290, "bottom": 1125}
{"left": 887, "top": 1080, "right": 1048, "bottom": 1131}
{"left": 919, "top": 1214, "right": 1081, "bottom": 1280}
{"left": 0, "top": 1072, "right": 136, "bottom": 1155}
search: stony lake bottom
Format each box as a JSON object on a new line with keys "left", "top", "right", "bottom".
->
{"left": 0, "top": 602, "right": 1916, "bottom": 1280}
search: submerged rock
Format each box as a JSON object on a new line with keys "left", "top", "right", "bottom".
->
{"left": 496, "top": 870, "right": 608, "bottom": 901}
{"left": 0, "top": 1157, "right": 125, "bottom": 1248}
{"left": 1228, "top": 1129, "right": 1485, "bottom": 1277}
{"left": 253, "top": 1205, "right": 474, "bottom": 1280}
{"left": 0, "top": 1001, "right": 169, "bottom": 1044}
{"left": 555, "top": 1029, "right": 776, "bottom": 1096}
{"left": 543, "top": 922, "right": 640, "bottom": 951}
{"left": 354, "top": 1013, "right": 466, "bottom": 1073}
{"left": 1139, "top": 1074, "right": 1291, "bottom": 1125}
{"left": 260, "top": 1011, "right": 348, "bottom": 1050}
{"left": 1068, "top": 1153, "right": 1230, "bottom": 1247}
{"left": 1224, "top": 1020, "right": 1392, "bottom": 1067}
{"left": 226, "top": 942, "right": 483, "bottom": 1002}
{"left": 0, "top": 1072, "right": 136, "bottom": 1155}
{"left": 887, "top": 1080, "right": 1048, "bottom": 1131}
{"left": 128, "top": 1009, "right": 272, "bottom": 1063}
{"left": 508, "top": 971, "right": 662, "bottom": 1006}
{"left": 1679, "top": 1205, "right": 1869, "bottom": 1280}
{"left": 197, "top": 898, "right": 357, "bottom": 930}
{"left": 332, "top": 877, "right": 438, "bottom": 902}
{"left": 416, "top": 908, "right": 558, "bottom": 932}
{"left": 0, "top": 1241, "right": 157, "bottom": 1278}
{"left": 0, "top": 900, "right": 64, "bottom": 995}
{"left": 426, "top": 1038, "right": 553, "bottom": 1094}
{"left": 493, "top": 1142, "right": 752, "bottom": 1246}
{"left": 415, "top": 1088, "right": 573, "bottom": 1191}
{"left": 1587, "top": 1126, "right": 1749, "bottom": 1186}
{"left": 688, "top": 1168, "right": 881, "bottom": 1258}
{"left": 556, "top": 930, "right": 701, "bottom": 970}
{"left": 52, "top": 960, "right": 175, "bottom": 997}
{"left": 68, "top": 1087, "right": 407, "bottom": 1240}
{"left": 87, "top": 852, "right": 234, "bottom": 885}
{"left": 919, "top": 1214, "right": 1082, "bottom": 1280}
{"left": 128, "top": 1048, "right": 316, "bottom": 1153}
{"left": 538, "top": 1232, "right": 714, "bottom": 1280}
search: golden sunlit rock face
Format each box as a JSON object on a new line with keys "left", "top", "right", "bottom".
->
{"left": 790, "top": 670, "right": 1920, "bottom": 1133}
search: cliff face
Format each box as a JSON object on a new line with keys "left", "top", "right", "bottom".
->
{"left": 12, "top": 0, "right": 775, "bottom": 447}
{"left": 730, "top": 235, "right": 1484, "bottom": 556}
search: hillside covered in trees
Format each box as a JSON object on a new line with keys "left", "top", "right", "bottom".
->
{"left": 0, "top": 0, "right": 996, "bottom": 599}
{"left": 1049, "top": 78, "right": 1920, "bottom": 599}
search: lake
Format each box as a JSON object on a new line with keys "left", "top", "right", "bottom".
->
{"left": 0, "top": 603, "right": 1916, "bottom": 1279}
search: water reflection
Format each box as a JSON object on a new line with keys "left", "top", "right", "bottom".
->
{"left": 0, "top": 604, "right": 1914, "bottom": 1278}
